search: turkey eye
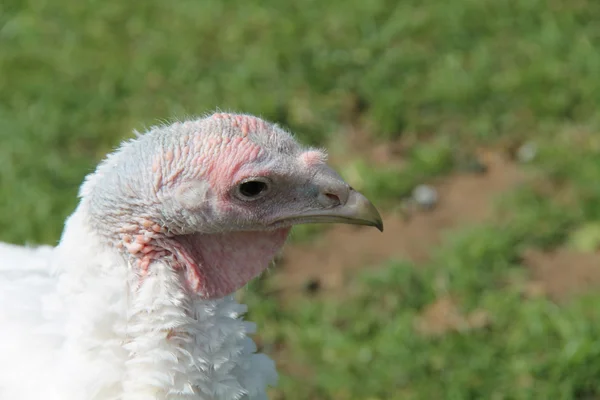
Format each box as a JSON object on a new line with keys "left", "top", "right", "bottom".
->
{"left": 236, "top": 179, "right": 270, "bottom": 200}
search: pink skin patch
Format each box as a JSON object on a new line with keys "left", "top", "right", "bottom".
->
{"left": 152, "top": 119, "right": 263, "bottom": 193}
{"left": 198, "top": 135, "right": 262, "bottom": 195}
{"left": 160, "top": 228, "right": 291, "bottom": 298}
{"left": 210, "top": 113, "right": 267, "bottom": 136}
{"left": 118, "top": 219, "right": 170, "bottom": 273}
{"left": 299, "top": 150, "right": 327, "bottom": 167}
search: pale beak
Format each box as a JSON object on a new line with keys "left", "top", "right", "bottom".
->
{"left": 344, "top": 189, "right": 384, "bottom": 231}
{"left": 293, "top": 188, "right": 384, "bottom": 231}
{"left": 270, "top": 165, "right": 383, "bottom": 231}
{"left": 273, "top": 187, "right": 384, "bottom": 232}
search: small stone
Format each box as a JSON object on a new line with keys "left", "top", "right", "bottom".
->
{"left": 516, "top": 142, "right": 537, "bottom": 163}
{"left": 412, "top": 184, "right": 438, "bottom": 210}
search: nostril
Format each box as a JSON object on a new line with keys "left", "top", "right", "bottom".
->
{"left": 317, "top": 185, "right": 350, "bottom": 207}
{"left": 325, "top": 193, "right": 341, "bottom": 205}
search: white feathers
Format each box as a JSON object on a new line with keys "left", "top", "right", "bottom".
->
{"left": 0, "top": 202, "right": 277, "bottom": 399}
{"left": 122, "top": 260, "right": 276, "bottom": 400}
{"left": 0, "top": 241, "right": 54, "bottom": 271}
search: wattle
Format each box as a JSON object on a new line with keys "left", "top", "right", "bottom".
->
{"left": 161, "top": 228, "right": 291, "bottom": 298}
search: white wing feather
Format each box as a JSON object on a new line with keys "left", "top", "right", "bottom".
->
{"left": 0, "top": 242, "right": 65, "bottom": 399}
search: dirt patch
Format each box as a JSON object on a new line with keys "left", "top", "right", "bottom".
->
{"left": 272, "top": 150, "right": 525, "bottom": 297}
{"left": 414, "top": 296, "right": 491, "bottom": 337}
{"left": 522, "top": 248, "right": 600, "bottom": 301}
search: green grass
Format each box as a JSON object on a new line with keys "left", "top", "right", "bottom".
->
{"left": 245, "top": 265, "right": 600, "bottom": 399}
{"left": 3, "top": 0, "right": 600, "bottom": 398}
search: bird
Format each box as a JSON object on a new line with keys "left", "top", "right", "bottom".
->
{"left": 0, "top": 112, "right": 383, "bottom": 400}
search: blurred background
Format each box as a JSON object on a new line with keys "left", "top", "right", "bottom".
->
{"left": 2, "top": 0, "right": 600, "bottom": 398}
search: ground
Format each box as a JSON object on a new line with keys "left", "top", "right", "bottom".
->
{"left": 524, "top": 248, "right": 600, "bottom": 301}
{"left": 3, "top": 0, "right": 600, "bottom": 398}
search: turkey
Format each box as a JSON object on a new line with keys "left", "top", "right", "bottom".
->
{"left": 0, "top": 113, "right": 383, "bottom": 400}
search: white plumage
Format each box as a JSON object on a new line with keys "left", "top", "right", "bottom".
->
{"left": 0, "top": 210, "right": 276, "bottom": 400}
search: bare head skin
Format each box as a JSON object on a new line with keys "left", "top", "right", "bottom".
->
{"left": 81, "top": 113, "right": 382, "bottom": 299}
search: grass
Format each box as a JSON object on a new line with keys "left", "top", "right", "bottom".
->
{"left": 3, "top": 0, "right": 600, "bottom": 398}
{"left": 245, "top": 266, "right": 600, "bottom": 399}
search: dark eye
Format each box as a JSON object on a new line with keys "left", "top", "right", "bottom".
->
{"left": 236, "top": 178, "right": 271, "bottom": 200}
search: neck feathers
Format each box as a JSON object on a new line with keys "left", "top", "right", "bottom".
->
{"left": 123, "top": 262, "right": 277, "bottom": 400}
{"left": 53, "top": 206, "right": 277, "bottom": 400}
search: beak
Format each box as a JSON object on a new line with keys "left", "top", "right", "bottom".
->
{"left": 273, "top": 187, "right": 384, "bottom": 232}
{"left": 299, "top": 188, "right": 384, "bottom": 232}
{"left": 270, "top": 165, "right": 383, "bottom": 231}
